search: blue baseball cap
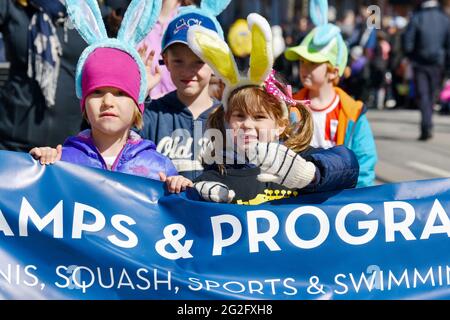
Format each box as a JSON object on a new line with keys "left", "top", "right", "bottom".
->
{"left": 161, "top": 12, "right": 220, "bottom": 52}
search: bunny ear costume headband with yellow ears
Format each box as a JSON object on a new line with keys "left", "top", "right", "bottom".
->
{"left": 187, "top": 13, "right": 293, "bottom": 118}
{"left": 65, "top": 0, "right": 162, "bottom": 107}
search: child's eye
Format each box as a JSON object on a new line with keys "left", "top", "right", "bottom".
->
{"left": 255, "top": 114, "right": 268, "bottom": 120}
{"left": 117, "top": 91, "right": 126, "bottom": 96}
{"left": 93, "top": 89, "right": 103, "bottom": 95}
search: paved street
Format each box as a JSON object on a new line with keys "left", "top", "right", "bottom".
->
{"left": 367, "top": 109, "right": 450, "bottom": 185}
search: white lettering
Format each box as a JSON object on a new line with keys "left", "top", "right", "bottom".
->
{"left": 420, "top": 199, "right": 450, "bottom": 239}
{"left": 285, "top": 206, "right": 330, "bottom": 249}
{"left": 72, "top": 202, "right": 106, "bottom": 238}
{"left": 336, "top": 203, "right": 378, "bottom": 245}
{"left": 108, "top": 214, "right": 138, "bottom": 249}
{"left": 19, "top": 198, "right": 63, "bottom": 238}
{"left": 384, "top": 201, "right": 416, "bottom": 242}
{"left": 0, "top": 209, "right": 14, "bottom": 236}
{"left": 247, "top": 210, "right": 281, "bottom": 253}
{"left": 211, "top": 215, "right": 242, "bottom": 256}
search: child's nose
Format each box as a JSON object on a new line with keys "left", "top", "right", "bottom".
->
{"left": 182, "top": 68, "right": 196, "bottom": 78}
{"left": 242, "top": 117, "right": 255, "bottom": 128}
{"left": 102, "top": 92, "right": 115, "bottom": 107}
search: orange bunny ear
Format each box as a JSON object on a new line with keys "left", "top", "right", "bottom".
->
{"left": 248, "top": 13, "right": 273, "bottom": 85}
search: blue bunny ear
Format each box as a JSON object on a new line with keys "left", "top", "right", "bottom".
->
{"left": 314, "top": 24, "right": 341, "bottom": 46}
{"left": 310, "top": 0, "right": 328, "bottom": 27}
{"left": 65, "top": 0, "right": 107, "bottom": 44}
{"left": 200, "top": 0, "right": 232, "bottom": 16}
{"left": 117, "top": 0, "right": 162, "bottom": 47}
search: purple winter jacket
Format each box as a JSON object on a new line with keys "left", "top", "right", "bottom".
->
{"left": 61, "top": 130, "right": 177, "bottom": 180}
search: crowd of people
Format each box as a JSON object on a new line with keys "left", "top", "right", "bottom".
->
{"left": 1, "top": 0, "right": 449, "bottom": 204}
{"left": 274, "top": 0, "right": 450, "bottom": 141}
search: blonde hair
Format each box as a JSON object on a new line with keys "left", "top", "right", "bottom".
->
{"left": 207, "top": 85, "right": 313, "bottom": 153}
{"left": 82, "top": 104, "right": 143, "bottom": 130}
{"left": 327, "top": 63, "right": 340, "bottom": 86}
{"left": 133, "top": 107, "right": 143, "bottom": 130}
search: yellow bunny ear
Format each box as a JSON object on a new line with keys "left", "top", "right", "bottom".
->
{"left": 187, "top": 25, "right": 240, "bottom": 87}
{"left": 248, "top": 13, "right": 273, "bottom": 84}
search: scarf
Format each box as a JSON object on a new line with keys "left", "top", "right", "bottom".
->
{"left": 27, "top": 0, "right": 66, "bottom": 107}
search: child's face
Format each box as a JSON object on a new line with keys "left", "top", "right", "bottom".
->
{"left": 299, "top": 59, "right": 331, "bottom": 90}
{"left": 163, "top": 43, "right": 213, "bottom": 98}
{"left": 228, "top": 109, "right": 285, "bottom": 151}
{"left": 85, "top": 87, "right": 136, "bottom": 136}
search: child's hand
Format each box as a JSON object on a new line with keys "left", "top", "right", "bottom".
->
{"left": 138, "top": 45, "right": 161, "bottom": 96}
{"left": 193, "top": 181, "right": 235, "bottom": 203}
{"left": 159, "top": 172, "right": 193, "bottom": 193}
{"left": 246, "top": 142, "right": 316, "bottom": 190}
{"left": 29, "top": 145, "right": 62, "bottom": 165}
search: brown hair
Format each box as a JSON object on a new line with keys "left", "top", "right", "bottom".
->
{"left": 209, "top": 74, "right": 225, "bottom": 101}
{"left": 207, "top": 85, "right": 313, "bottom": 153}
{"left": 180, "top": 0, "right": 197, "bottom": 5}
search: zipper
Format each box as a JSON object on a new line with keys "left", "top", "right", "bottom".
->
{"left": 86, "top": 133, "right": 129, "bottom": 171}
{"left": 110, "top": 143, "right": 128, "bottom": 171}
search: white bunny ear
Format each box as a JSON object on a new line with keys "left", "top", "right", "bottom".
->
{"left": 247, "top": 13, "right": 273, "bottom": 84}
{"left": 187, "top": 25, "right": 240, "bottom": 88}
{"left": 200, "top": 0, "right": 232, "bottom": 16}
{"left": 117, "top": 0, "right": 162, "bottom": 47}
{"left": 65, "top": 0, "right": 107, "bottom": 44}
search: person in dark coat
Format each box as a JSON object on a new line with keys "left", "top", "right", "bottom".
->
{"left": 403, "top": 0, "right": 450, "bottom": 140}
{"left": 0, "top": 0, "right": 87, "bottom": 151}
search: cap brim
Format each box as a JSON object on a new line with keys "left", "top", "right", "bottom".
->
{"left": 285, "top": 45, "right": 330, "bottom": 63}
{"left": 162, "top": 40, "right": 188, "bottom": 52}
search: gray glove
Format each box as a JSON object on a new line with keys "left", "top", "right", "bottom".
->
{"left": 194, "top": 181, "right": 236, "bottom": 203}
{"left": 246, "top": 142, "right": 316, "bottom": 190}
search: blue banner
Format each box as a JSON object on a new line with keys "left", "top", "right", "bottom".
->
{"left": 0, "top": 150, "right": 449, "bottom": 299}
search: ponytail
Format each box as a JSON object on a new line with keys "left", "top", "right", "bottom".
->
{"left": 282, "top": 103, "right": 313, "bottom": 153}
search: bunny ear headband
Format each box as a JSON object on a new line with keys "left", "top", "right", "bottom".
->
{"left": 65, "top": 0, "right": 162, "bottom": 105}
{"left": 188, "top": 13, "right": 297, "bottom": 118}
{"left": 284, "top": 0, "right": 347, "bottom": 76}
{"left": 311, "top": 0, "right": 349, "bottom": 76}
{"left": 309, "top": 0, "right": 347, "bottom": 75}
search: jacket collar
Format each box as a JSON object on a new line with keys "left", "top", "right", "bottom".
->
{"left": 294, "top": 87, "right": 364, "bottom": 122}
{"left": 66, "top": 129, "right": 156, "bottom": 162}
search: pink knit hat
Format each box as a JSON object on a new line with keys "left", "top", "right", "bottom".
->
{"left": 81, "top": 47, "right": 144, "bottom": 113}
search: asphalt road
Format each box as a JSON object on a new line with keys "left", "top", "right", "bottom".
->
{"left": 367, "top": 108, "right": 450, "bottom": 185}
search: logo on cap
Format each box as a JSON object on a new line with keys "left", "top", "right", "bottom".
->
{"left": 174, "top": 18, "right": 204, "bottom": 35}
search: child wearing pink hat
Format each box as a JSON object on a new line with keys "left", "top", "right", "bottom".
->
{"left": 30, "top": 0, "right": 193, "bottom": 193}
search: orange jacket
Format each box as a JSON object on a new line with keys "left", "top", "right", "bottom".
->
{"left": 293, "top": 87, "right": 364, "bottom": 145}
